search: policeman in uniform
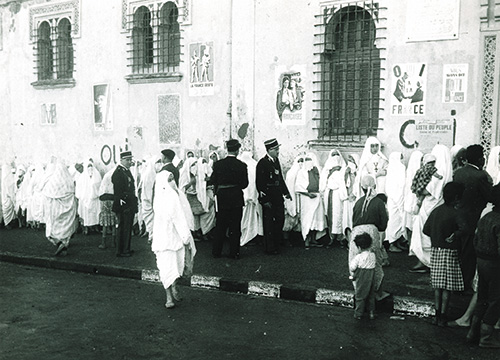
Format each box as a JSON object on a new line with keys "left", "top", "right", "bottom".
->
{"left": 112, "top": 150, "right": 138, "bottom": 257}
{"left": 256, "top": 138, "right": 291, "bottom": 254}
{"left": 210, "top": 139, "right": 248, "bottom": 259}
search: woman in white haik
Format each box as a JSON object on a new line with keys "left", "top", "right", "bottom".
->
{"left": 342, "top": 153, "right": 359, "bottom": 246}
{"left": 152, "top": 170, "right": 196, "bottom": 309}
{"left": 385, "top": 152, "right": 408, "bottom": 253}
{"left": 238, "top": 151, "right": 264, "bottom": 246}
{"left": 320, "top": 149, "right": 348, "bottom": 247}
{"left": 295, "top": 152, "right": 326, "bottom": 248}
{"left": 409, "top": 144, "right": 452, "bottom": 272}
{"left": 355, "top": 137, "right": 388, "bottom": 196}
{"left": 283, "top": 154, "right": 305, "bottom": 237}
{"left": 402, "top": 150, "right": 423, "bottom": 244}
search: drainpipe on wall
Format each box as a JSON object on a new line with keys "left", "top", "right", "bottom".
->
{"left": 227, "top": 0, "right": 233, "bottom": 138}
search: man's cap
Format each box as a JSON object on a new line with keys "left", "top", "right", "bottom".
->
{"left": 120, "top": 150, "right": 133, "bottom": 159}
{"left": 226, "top": 139, "right": 241, "bottom": 152}
{"left": 161, "top": 149, "right": 175, "bottom": 159}
{"left": 264, "top": 138, "right": 280, "bottom": 151}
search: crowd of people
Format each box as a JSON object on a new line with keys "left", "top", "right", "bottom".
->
{"left": 1, "top": 137, "right": 500, "bottom": 347}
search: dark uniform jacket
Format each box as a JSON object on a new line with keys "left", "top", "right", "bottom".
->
{"left": 210, "top": 155, "right": 248, "bottom": 210}
{"left": 256, "top": 155, "right": 290, "bottom": 205}
{"left": 160, "top": 162, "right": 179, "bottom": 186}
{"left": 111, "top": 165, "right": 138, "bottom": 214}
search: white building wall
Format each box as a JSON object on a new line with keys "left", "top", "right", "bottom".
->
{"left": 0, "top": 0, "right": 490, "bottom": 173}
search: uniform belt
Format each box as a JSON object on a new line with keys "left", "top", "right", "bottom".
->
{"left": 218, "top": 184, "right": 238, "bottom": 189}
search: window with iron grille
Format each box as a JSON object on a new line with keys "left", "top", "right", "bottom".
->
{"left": 32, "top": 18, "right": 75, "bottom": 86}
{"left": 127, "top": 1, "right": 181, "bottom": 80}
{"left": 313, "top": 2, "right": 384, "bottom": 144}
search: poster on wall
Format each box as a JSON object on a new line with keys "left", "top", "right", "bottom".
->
{"left": 158, "top": 94, "right": 181, "bottom": 144}
{"left": 93, "top": 84, "right": 113, "bottom": 131}
{"left": 399, "top": 118, "right": 454, "bottom": 151}
{"left": 443, "top": 64, "right": 468, "bottom": 103}
{"left": 275, "top": 65, "right": 306, "bottom": 125}
{"left": 406, "top": 0, "right": 460, "bottom": 42}
{"left": 40, "top": 103, "right": 56, "bottom": 125}
{"left": 415, "top": 119, "right": 454, "bottom": 151}
{"left": 391, "top": 63, "right": 426, "bottom": 116}
{"left": 189, "top": 42, "right": 214, "bottom": 96}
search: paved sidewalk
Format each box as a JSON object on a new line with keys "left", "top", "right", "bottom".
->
{"left": 0, "top": 227, "right": 471, "bottom": 317}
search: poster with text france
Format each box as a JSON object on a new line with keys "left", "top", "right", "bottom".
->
{"left": 391, "top": 63, "right": 427, "bottom": 116}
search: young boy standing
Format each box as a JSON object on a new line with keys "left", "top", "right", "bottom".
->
{"left": 423, "top": 182, "right": 465, "bottom": 327}
{"left": 349, "top": 233, "right": 377, "bottom": 320}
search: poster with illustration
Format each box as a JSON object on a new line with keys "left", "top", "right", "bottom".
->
{"left": 443, "top": 64, "right": 468, "bottom": 103}
{"left": 391, "top": 63, "right": 427, "bottom": 116}
{"left": 40, "top": 103, "right": 56, "bottom": 125}
{"left": 93, "top": 84, "right": 113, "bottom": 131}
{"left": 189, "top": 42, "right": 214, "bottom": 96}
{"left": 275, "top": 65, "right": 305, "bottom": 125}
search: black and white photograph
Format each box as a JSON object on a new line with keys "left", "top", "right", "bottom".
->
{"left": 2, "top": 1, "right": 500, "bottom": 359}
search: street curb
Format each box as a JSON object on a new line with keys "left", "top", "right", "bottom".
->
{"left": 1, "top": 252, "right": 434, "bottom": 317}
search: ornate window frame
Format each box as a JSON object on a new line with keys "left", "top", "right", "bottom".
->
{"left": 122, "top": 0, "right": 189, "bottom": 84}
{"left": 29, "top": 0, "right": 80, "bottom": 89}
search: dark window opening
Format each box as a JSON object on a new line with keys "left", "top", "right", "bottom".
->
{"left": 56, "top": 18, "right": 74, "bottom": 79}
{"left": 159, "top": 2, "right": 180, "bottom": 69}
{"left": 317, "top": 5, "right": 381, "bottom": 143}
{"left": 37, "top": 21, "right": 53, "bottom": 81}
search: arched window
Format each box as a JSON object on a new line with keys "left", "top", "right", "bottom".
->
{"left": 320, "top": 6, "right": 380, "bottom": 141}
{"left": 56, "top": 18, "right": 74, "bottom": 79}
{"left": 37, "top": 21, "right": 53, "bottom": 81}
{"left": 132, "top": 6, "right": 154, "bottom": 72}
{"left": 159, "top": 2, "right": 180, "bottom": 69}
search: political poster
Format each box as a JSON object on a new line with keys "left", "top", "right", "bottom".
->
{"left": 391, "top": 63, "right": 427, "bottom": 116}
{"left": 443, "top": 64, "right": 468, "bottom": 103}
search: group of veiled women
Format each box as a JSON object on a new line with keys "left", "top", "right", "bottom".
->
{"left": 282, "top": 137, "right": 500, "bottom": 307}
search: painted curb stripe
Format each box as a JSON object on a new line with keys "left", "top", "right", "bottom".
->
{"left": 248, "top": 281, "right": 281, "bottom": 298}
{"left": 316, "top": 288, "right": 354, "bottom": 307}
{"left": 0, "top": 252, "right": 435, "bottom": 317}
{"left": 393, "top": 296, "right": 434, "bottom": 317}
{"left": 141, "top": 269, "right": 160, "bottom": 282}
{"left": 190, "top": 274, "right": 221, "bottom": 289}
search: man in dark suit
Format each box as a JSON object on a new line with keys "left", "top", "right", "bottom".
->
{"left": 209, "top": 139, "right": 248, "bottom": 259}
{"left": 453, "top": 144, "right": 493, "bottom": 290}
{"left": 160, "top": 148, "right": 180, "bottom": 186}
{"left": 256, "top": 138, "right": 291, "bottom": 254}
{"left": 112, "top": 151, "right": 138, "bottom": 257}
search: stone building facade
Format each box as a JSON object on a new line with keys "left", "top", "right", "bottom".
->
{"left": 0, "top": 0, "right": 498, "bottom": 172}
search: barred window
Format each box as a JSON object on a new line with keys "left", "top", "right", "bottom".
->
{"left": 56, "top": 18, "right": 74, "bottom": 80}
{"left": 34, "top": 18, "right": 74, "bottom": 83}
{"left": 37, "top": 21, "right": 53, "bottom": 81}
{"left": 159, "top": 2, "right": 180, "bottom": 68}
{"left": 129, "top": 2, "right": 181, "bottom": 75}
{"left": 314, "top": 5, "right": 381, "bottom": 143}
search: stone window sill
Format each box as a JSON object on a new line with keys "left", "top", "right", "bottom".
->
{"left": 31, "top": 79, "right": 76, "bottom": 89}
{"left": 125, "top": 72, "right": 183, "bottom": 84}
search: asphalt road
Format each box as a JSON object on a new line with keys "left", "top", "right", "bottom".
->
{"left": 0, "top": 263, "right": 492, "bottom": 360}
